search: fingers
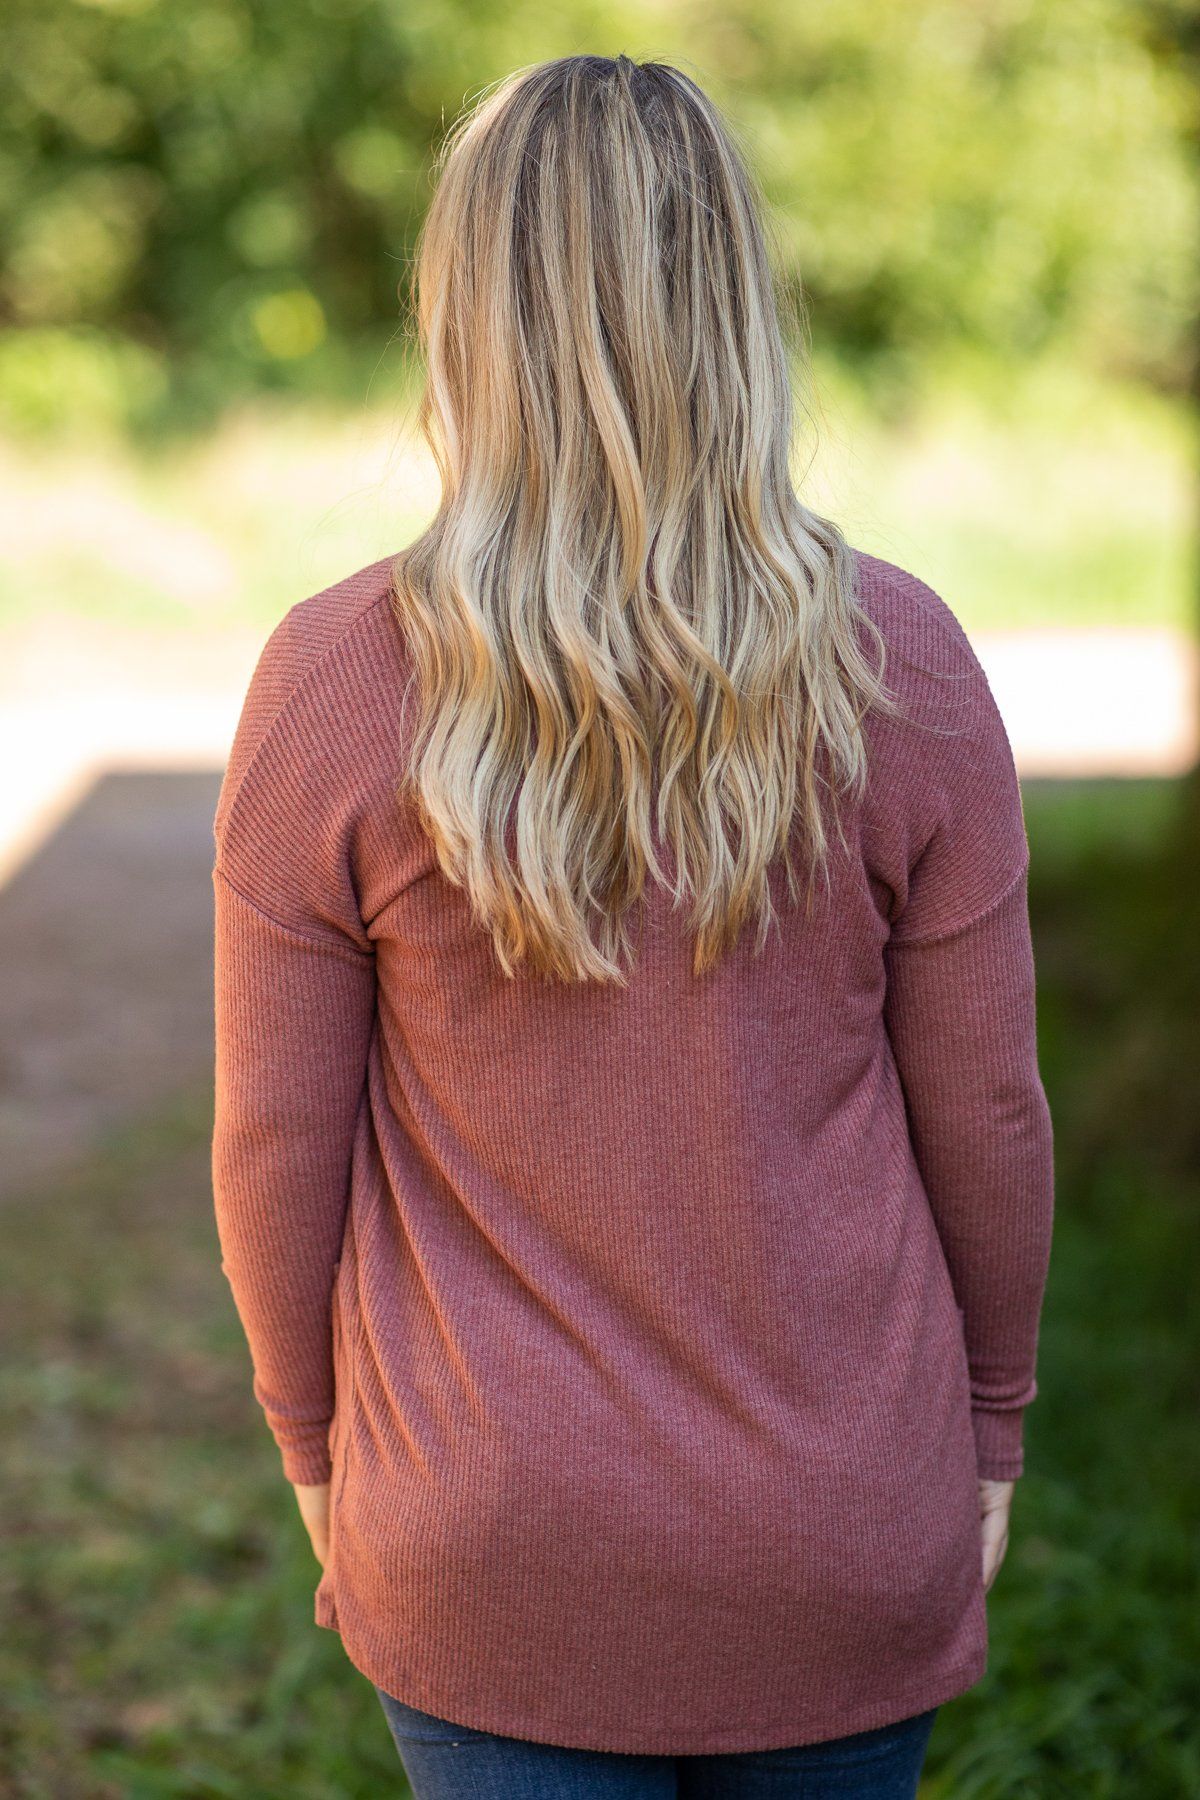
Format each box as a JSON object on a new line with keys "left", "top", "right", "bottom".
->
{"left": 292, "top": 1480, "right": 332, "bottom": 1568}
{"left": 980, "top": 1509, "right": 1009, "bottom": 1591}
{"left": 304, "top": 1510, "right": 329, "bottom": 1568}
{"left": 978, "top": 1478, "right": 1015, "bottom": 1592}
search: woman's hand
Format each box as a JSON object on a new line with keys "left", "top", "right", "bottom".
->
{"left": 292, "top": 1481, "right": 331, "bottom": 1568}
{"left": 979, "top": 1478, "right": 1014, "bottom": 1591}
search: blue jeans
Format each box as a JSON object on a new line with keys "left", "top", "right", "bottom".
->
{"left": 374, "top": 1688, "right": 939, "bottom": 1798}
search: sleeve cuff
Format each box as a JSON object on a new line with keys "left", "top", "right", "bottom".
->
{"left": 278, "top": 1436, "right": 334, "bottom": 1486}
{"left": 971, "top": 1404, "right": 1026, "bottom": 1482}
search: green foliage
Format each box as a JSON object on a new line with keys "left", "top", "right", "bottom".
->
{"left": 0, "top": 0, "right": 1194, "bottom": 429}
{"left": 732, "top": 0, "right": 1197, "bottom": 389}
{"left": 0, "top": 325, "right": 168, "bottom": 436}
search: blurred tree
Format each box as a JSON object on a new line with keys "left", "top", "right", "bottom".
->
{"left": 728, "top": 0, "right": 1195, "bottom": 396}
{"left": 0, "top": 0, "right": 1193, "bottom": 427}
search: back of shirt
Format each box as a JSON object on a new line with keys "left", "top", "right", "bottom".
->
{"left": 211, "top": 544, "right": 1054, "bottom": 1755}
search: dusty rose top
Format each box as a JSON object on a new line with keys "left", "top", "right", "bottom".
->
{"left": 211, "top": 547, "right": 1055, "bottom": 1754}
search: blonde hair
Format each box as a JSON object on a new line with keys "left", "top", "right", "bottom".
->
{"left": 390, "top": 54, "right": 890, "bottom": 982}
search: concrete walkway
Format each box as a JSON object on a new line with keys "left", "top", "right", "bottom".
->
{"left": 974, "top": 628, "right": 1197, "bottom": 779}
{"left": 1, "top": 619, "right": 1195, "bottom": 887}
{"left": 2, "top": 615, "right": 1194, "bottom": 882}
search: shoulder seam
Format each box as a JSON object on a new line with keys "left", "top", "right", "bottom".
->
{"left": 212, "top": 864, "right": 376, "bottom": 962}
{"left": 888, "top": 849, "right": 1030, "bottom": 950}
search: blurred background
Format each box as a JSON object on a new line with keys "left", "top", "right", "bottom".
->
{"left": 1, "top": 3, "right": 1198, "bottom": 1795}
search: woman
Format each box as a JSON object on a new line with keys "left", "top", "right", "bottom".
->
{"left": 211, "top": 53, "right": 1055, "bottom": 1799}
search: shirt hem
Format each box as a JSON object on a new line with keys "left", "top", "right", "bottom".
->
{"left": 316, "top": 1600, "right": 988, "bottom": 1756}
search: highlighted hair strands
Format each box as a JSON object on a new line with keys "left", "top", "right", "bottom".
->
{"left": 391, "top": 55, "right": 892, "bottom": 982}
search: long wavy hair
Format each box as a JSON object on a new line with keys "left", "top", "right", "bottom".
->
{"left": 390, "top": 54, "right": 891, "bottom": 983}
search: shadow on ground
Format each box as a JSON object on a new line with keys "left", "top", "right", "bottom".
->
{"left": 0, "top": 770, "right": 222, "bottom": 1202}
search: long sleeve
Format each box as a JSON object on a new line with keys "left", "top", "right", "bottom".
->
{"left": 884, "top": 866, "right": 1055, "bottom": 1481}
{"left": 210, "top": 595, "right": 383, "bottom": 1485}
{"left": 212, "top": 869, "right": 376, "bottom": 1483}
{"left": 864, "top": 569, "right": 1057, "bottom": 1482}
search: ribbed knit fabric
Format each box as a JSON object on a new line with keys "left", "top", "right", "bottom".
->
{"left": 211, "top": 546, "right": 1055, "bottom": 1754}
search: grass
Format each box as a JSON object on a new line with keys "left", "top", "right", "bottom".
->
{"left": 0, "top": 358, "right": 1193, "bottom": 647}
{"left": 0, "top": 1093, "right": 407, "bottom": 1799}
{"left": 1, "top": 781, "right": 1198, "bottom": 1796}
